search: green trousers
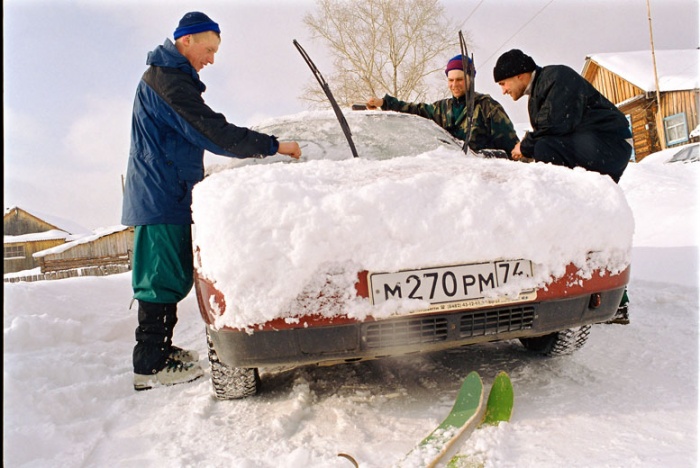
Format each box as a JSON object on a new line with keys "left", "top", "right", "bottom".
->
{"left": 131, "top": 224, "right": 194, "bottom": 304}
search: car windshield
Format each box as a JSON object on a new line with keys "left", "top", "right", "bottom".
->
{"left": 256, "top": 110, "right": 462, "bottom": 160}
{"left": 668, "top": 143, "right": 699, "bottom": 163}
{"left": 639, "top": 142, "right": 699, "bottom": 164}
{"left": 206, "top": 110, "right": 463, "bottom": 174}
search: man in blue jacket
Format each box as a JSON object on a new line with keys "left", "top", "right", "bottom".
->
{"left": 493, "top": 49, "right": 632, "bottom": 183}
{"left": 122, "top": 12, "right": 301, "bottom": 391}
{"left": 493, "top": 49, "right": 631, "bottom": 323}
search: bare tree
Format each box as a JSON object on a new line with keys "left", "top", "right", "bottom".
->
{"left": 301, "top": 0, "right": 466, "bottom": 108}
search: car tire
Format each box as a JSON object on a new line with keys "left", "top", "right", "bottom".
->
{"left": 206, "top": 332, "right": 260, "bottom": 399}
{"left": 519, "top": 325, "right": 591, "bottom": 356}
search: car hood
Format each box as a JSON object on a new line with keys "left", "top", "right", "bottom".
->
{"left": 192, "top": 147, "right": 634, "bottom": 330}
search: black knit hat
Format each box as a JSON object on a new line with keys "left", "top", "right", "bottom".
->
{"left": 174, "top": 12, "right": 220, "bottom": 40}
{"left": 493, "top": 49, "right": 537, "bottom": 82}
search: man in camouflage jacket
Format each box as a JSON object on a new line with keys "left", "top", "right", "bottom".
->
{"left": 366, "top": 55, "right": 519, "bottom": 155}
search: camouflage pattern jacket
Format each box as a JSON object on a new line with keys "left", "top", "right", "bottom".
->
{"left": 381, "top": 93, "right": 519, "bottom": 153}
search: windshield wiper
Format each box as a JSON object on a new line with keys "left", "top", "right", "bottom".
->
{"left": 459, "top": 31, "right": 476, "bottom": 155}
{"left": 293, "top": 39, "right": 359, "bottom": 158}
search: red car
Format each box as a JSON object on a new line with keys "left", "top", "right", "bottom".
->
{"left": 193, "top": 111, "right": 632, "bottom": 399}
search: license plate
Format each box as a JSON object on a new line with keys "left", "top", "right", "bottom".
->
{"left": 369, "top": 260, "right": 536, "bottom": 312}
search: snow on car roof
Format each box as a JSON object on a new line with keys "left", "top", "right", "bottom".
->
{"left": 193, "top": 111, "right": 634, "bottom": 330}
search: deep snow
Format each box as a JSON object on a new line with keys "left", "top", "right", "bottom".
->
{"left": 4, "top": 152, "right": 698, "bottom": 467}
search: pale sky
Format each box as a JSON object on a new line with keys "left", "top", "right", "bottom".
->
{"left": 4, "top": 0, "right": 698, "bottom": 230}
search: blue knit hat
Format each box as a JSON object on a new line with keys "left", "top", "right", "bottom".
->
{"left": 445, "top": 54, "right": 475, "bottom": 76}
{"left": 174, "top": 12, "right": 220, "bottom": 40}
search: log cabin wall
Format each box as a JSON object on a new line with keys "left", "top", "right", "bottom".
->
{"left": 583, "top": 58, "right": 698, "bottom": 160}
{"left": 4, "top": 239, "right": 66, "bottom": 273}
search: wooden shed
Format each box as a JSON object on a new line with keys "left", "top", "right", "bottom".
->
{"left": 582, "top": 49, "right": 699, "bottom": 161}
{"left": 33, "top": 225, "right": 134, "bottom": 274}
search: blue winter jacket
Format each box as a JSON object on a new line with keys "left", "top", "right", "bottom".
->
{"left": 122, "top": 39, "right": 279, "bottom": 226}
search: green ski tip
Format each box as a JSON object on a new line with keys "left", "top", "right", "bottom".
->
{"left": 420, "top": 371, "right": 484, "bottom": 447}
{"left": 446, "top": 454, "right": 483, "bottom": 468}
{"left": 400, "top": 371, "right": 484, "bottom": 467}
{"left": 481, "top": 371, "right": 514, "bottom": 427}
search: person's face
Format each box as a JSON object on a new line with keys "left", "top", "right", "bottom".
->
{"left": 447, "top": 69, "right": 467, "bottom": 98}
{"left": 498, "top": 74, "right": 528, "bottom": 101}
{"left": 179, "top": 31, "right": 221, "bottom": 72}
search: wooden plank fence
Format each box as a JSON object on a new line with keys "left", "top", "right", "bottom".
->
{"left": 4, "top": 264, "right": 131, "bottom": 283}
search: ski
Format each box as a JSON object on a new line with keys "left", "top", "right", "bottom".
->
{"left": 459, "top": 30, "right": 476, "bottom": 155}
{"left": 292, "top": 39, "right": 359, "bottom": 158}
{"left": 398, "top": 371, "right": 485, "bottom": 468}
{"left": 446, "top": 371, "right": 514, "bottom": 468}
{"left": 481, "top": 370, "right": 514, "bottom": 426}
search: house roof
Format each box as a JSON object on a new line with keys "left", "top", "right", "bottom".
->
{"left": 4, "top": 206, "right": 91, "bottom": 236}
{"left": 4, "top": 229, "right": 71, "bottom": 244}
{"left": 584, "top": 49, "right": 699, "bottom": 93}
{"left": 33, "top": 225, "right": 131, "bottom": 258}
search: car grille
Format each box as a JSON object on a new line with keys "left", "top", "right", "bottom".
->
{"left": 364, "top": 317, "right": 448, "bottom": 348}
{"left": 363, "top": 306, "right": 535, "bottom": 349}
{"left": 459, "top": 306, "right": 535, "bottom": 337}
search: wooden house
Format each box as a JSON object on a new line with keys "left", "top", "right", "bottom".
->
{"left": 582, "top": 49, "right": 699, "bottom": 161}
{"left": 4, "top": 207, "right": 79, "bottom": 273}
{"left": 4, "top": 229, "right": 70, "bottom": 274}
{"left": 4, "top": 207, "right": 133, "bottom": 281}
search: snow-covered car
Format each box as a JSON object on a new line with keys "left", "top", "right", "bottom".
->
{"left": 192, "top": 110, "right": 633, "bottom": 399}
{"left": 638, "top": 142, "right": 699, "bottom": 164}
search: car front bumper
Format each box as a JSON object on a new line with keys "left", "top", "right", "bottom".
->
{"left": 206, "top": 284, "right": 626, "bottom": 369}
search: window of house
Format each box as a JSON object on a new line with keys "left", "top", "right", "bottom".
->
{"left": 664, "top": 113, "right": 689, "bottom": 146}
{"left": 4, "top": 244, "right": 26, "bottom": 259}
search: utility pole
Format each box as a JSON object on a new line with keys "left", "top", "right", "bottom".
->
{"left": 646, "top": 0, "right": 665, "bottom": 149}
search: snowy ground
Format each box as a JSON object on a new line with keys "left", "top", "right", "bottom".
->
{"left": 4, "top": 158, "right": 698, "bottom": 467}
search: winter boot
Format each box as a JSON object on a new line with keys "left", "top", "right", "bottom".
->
{"left": 133, "top": 357, "right": 204, "bottom": 391}
{"left": 133, "top": 301, "right": 179, "bottom": 375}
{"left": 169, "top": 345, "right": 199, "bottom": 363}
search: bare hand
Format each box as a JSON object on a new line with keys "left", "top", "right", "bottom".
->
{"left": 278, "top": 141, "right": 302, "bottom": 159}
{"left": 510, "top": 142, "right": 523, "bottom": 161}
{"left": 366, "top": 97, "right": 383, "bottom": 110}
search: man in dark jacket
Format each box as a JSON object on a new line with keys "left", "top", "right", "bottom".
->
{"left": 494, "top": 49, "right": 631, "bottom": 323}
{"left": 366, "top": 55, "right": 519, "bottom": 155}
{"left": 493, "top": 49, "right": 632, "bottom": 183}
{"left": 122, "top": 12, "right": 301, "bottom": 391}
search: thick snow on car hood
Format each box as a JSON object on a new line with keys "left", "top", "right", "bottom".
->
{"left": 193, "top": 113, "right": 634, "bottom": 330}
